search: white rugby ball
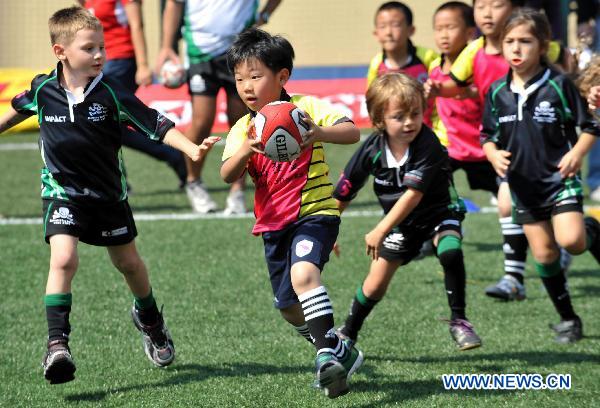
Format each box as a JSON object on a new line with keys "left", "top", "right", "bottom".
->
{"left": 160, "top": 60, "right": 185, "bottom": 89}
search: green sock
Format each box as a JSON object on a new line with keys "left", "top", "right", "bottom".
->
{"left": 134, "top": 288, "right": 156, "bottom": 310}
{"left": 44, "top": 293, "right": 72, "bottom": 307}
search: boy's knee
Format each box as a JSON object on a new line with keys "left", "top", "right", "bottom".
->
{"left": 436, "top": 235, "right": 463, "bottom": 268}
{"left": 112, "top": 255, "right": 144, "bottom": 276}
{"left": 556, "top": 237, "right": 586, "bottom": 255}
{"left": 50, "top": 251, "right": 79, "bottom": 273}
{"left": 290, "top": 262, "right": 320, "bottom": 291}
{"left": 531, "top": 247, "right": 559, "bottom": 265}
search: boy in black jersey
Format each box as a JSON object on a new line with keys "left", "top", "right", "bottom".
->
{"left": 482, "top": 10, "right": 600, "bottom": 343}
{"left": 334, "top": 73, "right": 482, "bottom": 351}
{"left": 0, "top": 7, "right": 219, "bottom": 384}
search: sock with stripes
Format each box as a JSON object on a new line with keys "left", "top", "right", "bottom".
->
{"left": 342, "top": 285, "right": 380, "bottom": 341}
{"left": 298, "top": 286, "right": 347, "bottom": 360}
{"left": 536, "top": 258, "right": 577, "bottom": 320}
{"left": 293, "top": 323, "right": 313, "bottom": 344}
{"left": 500, "top": 217, "right": 528, "bottom": 284}
{"left": 45, "top": 293, "right": 72, "bottom": 342}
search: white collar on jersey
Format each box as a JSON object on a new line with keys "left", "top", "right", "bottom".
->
{"left": 509, "top": 68, "right": 550, "bottom": 121}
{"left": 384, "top": 140, "right": 410, "bottom": 168}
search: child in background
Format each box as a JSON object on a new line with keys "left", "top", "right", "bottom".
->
{"left": 589, "top": 85, "right": 600, "bottom": 110}
{"left": 426, "top": 0, "right": 571, "bottom": 302}
{"left": 578, "top": 58, "right": 600, "bottom": 200}
{"left": 0, "top": 7, "right": 220, "bottom": 384}
{"left": 367, "top": 1, "right": 438, "bottom": 125}
{"left": 481, "top": 9, "right": 600, "bottom": 343}
{"left": 220, "top": 28, "right": 363, "bottom": 398}
{"left": 335, "top": 73, "right": 482, "bottom": 351}
{"left": 429, "top": 2, "right": 499, "bottom": 196}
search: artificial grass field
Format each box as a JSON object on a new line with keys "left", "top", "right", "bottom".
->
{"left": 0, "top": 132, "right": 599, "bottom": 407}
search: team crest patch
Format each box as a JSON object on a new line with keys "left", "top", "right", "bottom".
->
{"left": 190, "top": 74, "right": 206, "bottom": 93}
{"left": 296, "top": 239, "right": 314, "bottom": 258}
{"left": 88, "top": 103, "right": 108, "bottom": 122}
{"left": 533, "top": 100, "right": 557, "bottom": 123}
{"left": 50, "top": 207, "right": 75, "bottom": 225}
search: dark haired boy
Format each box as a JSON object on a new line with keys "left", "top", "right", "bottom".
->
{"left": 220, "top": 28, "right": 363, "bottom": 399}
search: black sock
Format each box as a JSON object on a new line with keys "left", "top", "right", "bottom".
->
{"left": 134, "top": 289, "right": 160, "bottom": 326}
{"left": 298, "top": 286, "right": 341, "bottom": 355}
{"left": 45, "top": 293, "right": 72, "bottom": 342}
{"left": 500, "top": 217, "right": 527, "bottom": 284}
{"left": 437, "top": 240, "right": 467, "bottom": 320}
{"left": 537, "top": 260, "right": 577, "bottom": 320}
{"left": 343, "top": 285, "right": 379, "bottom": 341}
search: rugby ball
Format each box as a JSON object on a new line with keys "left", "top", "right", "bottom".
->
{"left": 159, "top": 60, "right": 185, "bottom": 89}
{"left": 254, "top": 101, "right": 309, "bottom": 162}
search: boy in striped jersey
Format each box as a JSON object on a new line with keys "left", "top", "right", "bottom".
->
{"left": 367, "top": 1, "right": 438, "bottom": 126}
{"left": 0, "top": 6, "right": 219, "bottom": 384}
{"left": 221, "top": 28, "right": 363, "bottom": 398}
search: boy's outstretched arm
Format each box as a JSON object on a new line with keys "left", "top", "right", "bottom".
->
{"left": 301, "top": 119, "right": 360, "bottom": 148}
{"left": 0, "top": 107, "right": 29, "bottom": 134}
{"left": 220, "top": 137, "right": 264, "bottom": 183}
{"left": 366, "top": 188, "right": 423, "bottom": 260}
{"left": 163, "top": 128, "right": 220, "bottom": 162}
{"left": 425, "top": 78, "right": 477, "bottom": 100}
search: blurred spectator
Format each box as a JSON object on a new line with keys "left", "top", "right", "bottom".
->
{"left": 156, "top": 0, "right": 282, "bottom": 214}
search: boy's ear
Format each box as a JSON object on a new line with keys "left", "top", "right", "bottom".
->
{"left": 408, "top": 25, "right": 415, "bottom": 37}
{"left": 278, "top": 68, "right": 290, "bottom": 86}
{"left": 53, "top": 44, "right": 67, "bottom": 61}
{"left": 466, "top": 27, "right": 477, "bottom": 40}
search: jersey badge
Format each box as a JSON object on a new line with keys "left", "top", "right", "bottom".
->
{"left": 533, "top": 101, "right": 557, "bottom": 124}
{"left": 88, "top": 103, "right": 108, "bottom": 122}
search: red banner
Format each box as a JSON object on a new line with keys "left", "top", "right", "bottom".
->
{"left": 135, "top": 78, "right": 372, "bottom": 134}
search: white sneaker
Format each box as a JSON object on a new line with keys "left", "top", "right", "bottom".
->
{"left": 224, "top": 190, "right": 247, "bottom": 215}
{"left": 590, "top": 187, "right": 600, "bottom": 202}
{"left": 185, "top": 180, "right": 217, "bottom": 213}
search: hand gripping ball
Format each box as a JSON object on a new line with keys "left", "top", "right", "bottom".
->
{"left": 254, "top": 101, "right": 309, "bottom": 162}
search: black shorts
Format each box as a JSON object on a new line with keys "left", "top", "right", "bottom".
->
{"left": 450, "top": 158, "right": 499, "bottom": 194}
{"left": 187, "top": 53, "right": 239, "bottom": 97}
{"left": 42, "top": 199, "right": 137, "bottom": 246}
{"left": 262, "top": 215, "right": 340, "bottom": 310}
{"left": 379, "top": 211, "right": 463, "bottom": 264}
{"left": 512, "top": 196, "right": 583, "bottom": 224}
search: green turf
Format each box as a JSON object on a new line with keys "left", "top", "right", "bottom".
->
{"left": 0, "top": 132, "right": 599, "bottom": 407}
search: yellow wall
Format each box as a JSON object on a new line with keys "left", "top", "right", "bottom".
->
{"left": 0, "top": 0, "right": 447, "bottom": 70}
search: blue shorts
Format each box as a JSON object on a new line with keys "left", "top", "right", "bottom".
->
{"left": 262, "top": 215, "right": 340, "bottom": 309}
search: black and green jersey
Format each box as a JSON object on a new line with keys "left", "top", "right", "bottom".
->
{"left": 12, "top": 63, "right": 175, "bottom": 204}
{"left": 481, "top": 67, "right": 600, "bottom": 208}
{"left": 333, "top": 126, "right": 465, "bottom": 227}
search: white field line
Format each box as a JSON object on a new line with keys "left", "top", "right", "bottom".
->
{"left": 2, "top": 205, "right": 600, "bottom": 226}
{"left": 0, "top": 206, "right": 524, "bottom": 226}
{"left": 0, "top": 142, "right": 38, "bottom": 151}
